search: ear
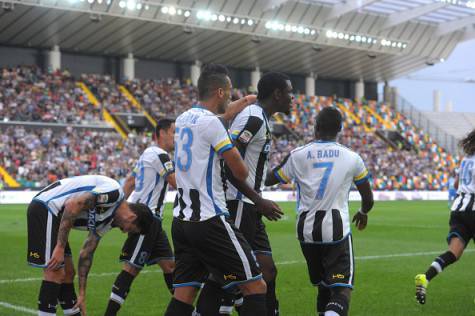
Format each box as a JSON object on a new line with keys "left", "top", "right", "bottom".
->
{"left": 217, "top": 87, "right": 225, "bottom": 98}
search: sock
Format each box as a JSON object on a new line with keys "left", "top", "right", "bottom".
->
{"left": 240, "top": 294, "right": 266, "bottom": 316}
{"left": 104, "top": 270, "right": 135, "bottom": 316}
{"left": 38, "top": 280, "right": 61, "bottom": 314}
{"left": 196, "top": 280, "right": 226, "bottom": 316}
{"left": 266, "top": 280, "right": 279, "bottom": 316}
{"left": 425, "top": 251, "right": 457, "bottom": 281}
{"left": 325, "top": 293, "right": 349, "bottom": 316}
{"left": 58, "top": 283, "right": 81, "bottom": 315}
{"left": 164, "top": 273, "right": 174, "bottom": 294}
{"left": 317, "top": 286, "right": 331, "bottom": 314}
{"left": 164, "top": 298, "right": 194, "bottom": 316}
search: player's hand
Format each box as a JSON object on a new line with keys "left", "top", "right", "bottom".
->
{"left": 352, "top": 211, "right": 368, "bottom": 230}
{"left": 74, "top": 294, "right": 86, "bottom": 316}
{"left": 244, "top": 94, "right": 257, "bottom": 105}
{"left": 256, "top": 198, "right": 284, "bottom": 221}
{"left": 46, "top": 246, "right": 64, "bottom": 271}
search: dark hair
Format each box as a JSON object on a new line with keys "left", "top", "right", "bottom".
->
{"left": 128, "top": 203, "right": 154, "bottom": 234}
{"left": 257, "top": 72, "right": 290, "bottom": 101}
{"left": 315, "top": 107, "right": 343, "bottom": 137}
{"left": 460, "top": 128, "right": 475, "bottom": 156}
{"left": 198, "top": 63, "right": 230, "bottom": 100}
{"left": 155, "top": 118, "right": 175, "bottom": 138}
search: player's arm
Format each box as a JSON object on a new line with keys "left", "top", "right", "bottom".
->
{"left": 265, "top": 154, "right": 293, "bottom": 187}
{"left": 454, "top": 174, "right": 459, "bottom": 190}
{"left": 166, "top": 172, "right": 177, "bottom": 189}
{"left": 47, "top": 192, "right": 96, "bottom": 270}
{"left": 222, "top": 148, "right": 249, "bottom": 182}
{"left": 351, "top": 162, "right": 374, "bottom": 231}
{"left": 157, "top": 153, "right": 176, "bottom": 189}
{"left": 219, "top": 95, "right": 256, "bottom": 121}
{"left": 122, "top": 174, "right": 135, "bottom": 199}
{"left": 74, "top": 231, "right": 101, "bottom": 315}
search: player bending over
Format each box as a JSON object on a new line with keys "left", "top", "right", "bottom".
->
{"left": 104, "top": 119, "right": 178, "bottom": 315}
{"left": 27, "top": 175, "right": 152, "bottom": 316}
{"left": 415, "top": 128, "right": 475, "bottom": 304}
{"left": 266, "top": 107, "right": 374, "bottom": 316}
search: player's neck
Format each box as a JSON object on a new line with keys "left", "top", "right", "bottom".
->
{"left": 156, "top": 140, "right": 167, "bottom": 151}
{"left": 198, "top": 100, "right": 219, "bottom": 114}
{"left": 257, "top": 100, "right": 273, "bottom": 117}
{"left": 316, "top": 136, "right": 336, "bottom": 142}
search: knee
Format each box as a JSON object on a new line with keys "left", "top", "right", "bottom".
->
{"left": 160, "top": 260, "right": 176, "bottom": 274}
{"left": 239, "top": 279, "right": 267, "bottom": 296}
{"left": 123, "top": 263, "right": 140, "bottom": 277}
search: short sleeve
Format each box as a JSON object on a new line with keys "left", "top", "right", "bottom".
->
{"left": 273, "top": 153, "right": 295, "bottom": 184}
{"left": 230, "top": 111, "right": 264, "bottom": 145}
{"left": 150, "top": 153, "right": 175, "bottom": 177}
{"left": 353, "top": 154, "right": 370, "bottom": 185}
{"left": 91, "top": 183, "right": 124, "bottom": 206}
{"left": 205, "top": 117, "right": 234, "bottom": 155}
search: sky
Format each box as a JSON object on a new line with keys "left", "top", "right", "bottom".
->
{"left": 389, "top": 39, "right": 475, "bottom": 113}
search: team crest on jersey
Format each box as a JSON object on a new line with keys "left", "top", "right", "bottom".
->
{"left": 239, "top": 130, "right": 253, "bottom": 144}
{"left": 263, "top": 143, "right": 271, "bottom": 153}
{"left": 164, "top": 161, "right": 174, "bottom": 172}
{"left": 97, "top": 194, "right": 109, "bottom": 204}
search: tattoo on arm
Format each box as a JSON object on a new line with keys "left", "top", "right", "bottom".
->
{"left": 78, "top": 233, "right": 100, "bottom": 296}
{"left": 57, "top": 194, "right": 96, "bottom": 248}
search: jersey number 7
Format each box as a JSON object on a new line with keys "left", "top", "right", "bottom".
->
{"left": 313, "top": 162, "right": 334, "bottom": 200}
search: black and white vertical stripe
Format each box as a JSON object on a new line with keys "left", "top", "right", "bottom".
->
{"left": 297, "top": 209, "right": 346, "bottom": 243}
{"left": 451, "top": 193, "right": 475, "bottom": 211}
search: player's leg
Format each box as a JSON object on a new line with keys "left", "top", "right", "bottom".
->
{"left": 300, "top": 242, "right": 326, "bottom": 316}
{"left": 104, "top": 262, "right": 140, "bottom": 316}
{"left": 325, "top": 287, "right": 351, "bottom": 316}
{"left": 154, "top": 228, "right": 176, "bottom": 294}
{"left": 27, "top": 200, "right": 64, "bottom": 315}
{"left": 58, "top": 248, "right": 81, "bottom": 316}
{"left": 317, "top": 285, "right": 331, "bottom": 316}
{"left": 158, "top": 259, "right": 175, "bottom": 294}
{"left": 254, "top": 216, "right": 279, "bottom": 316}
{"left": 415, "top": 212, "right": 470, "bottom": 304}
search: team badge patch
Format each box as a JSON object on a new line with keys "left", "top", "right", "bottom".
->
{"left": 164, "top": 161, "right": 174, "bottom": 172}
{"left": 97, "top": 194, "right": 109, "bottom": 204}
{"left": 239, "top": 130, "right": 253, "bottom": 144}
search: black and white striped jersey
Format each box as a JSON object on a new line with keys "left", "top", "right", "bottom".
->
{"left": 273, "top": 141, "right": 369, "bottom": 244}
{"left": 451, "top": 155, "right": 475, "bottom": 212}
{"left": 227, "top": 104, "right": 271, "bottom": 204}
{"left": 173, "top": 105, "right": 234, "bottom": 221}
{"left": 128, "top": 145, "right": 174, "bottom": 218}
{"left": 33, "top": 175, "right": 124, "bottom": 236}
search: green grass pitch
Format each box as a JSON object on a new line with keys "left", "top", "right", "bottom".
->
{"left": 1, "top": 201, "right": 475, "bottom": 315}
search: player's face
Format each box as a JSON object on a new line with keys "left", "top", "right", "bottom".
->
{"left": 277, "top": 80, "right": 294, "bottom": 115}
{"left": 217, "top": 77, "right": 232, "bottom": 114}
{"left": 162, "top": 123, "right": 175, "bottom": 152}
{"left": 119, "top": 221, "right": 139, "bottom": 234}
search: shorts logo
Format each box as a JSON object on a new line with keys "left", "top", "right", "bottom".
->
{"left": 332, "top": 274, "right": 345, "bottom": 279}
{"left": 97, "top": 194, "right": 109, "bottom": 204}
{"left": 239, "top": 130, "right": 253, "bottom": 144}
{"left": 29, "top": 251, "right": 40, "bottom": 259}
{"left": 164, "top": 161, "right": 174, "bottom": 172}
{"left": 224, "top": 274, "right": 237, "bottom": 281}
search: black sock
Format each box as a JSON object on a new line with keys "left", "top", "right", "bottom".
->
{"left": 266, "top": 280, "right": 279, "bottom": 316}
{"left": 325, "top": 293, "right": 349, "bottom": 316}
{"left": 164, "top": 298, "right": 194, "bottom": 316}
{"left": 240, "top": 294, "right": 266, "bottom": 316}
{"left": 425, "top": 251, "right": 457, "bottom": 281}
{"left": 163, "top": 273, "right": 174, "bottom": 294}
{"left": 317, "top": 286, "right": 330, "bottom": 314}
{"left": 104, "top": 270, "right": 135, "bottom": 316}
{"left": 58, "top": 283, "right": 81, "bottom": 315}
{"left": 196, "top": 280, "right": 227, "bottom": 315}
{"left": 38, "top": 280, "right": 61, "bottom": 314}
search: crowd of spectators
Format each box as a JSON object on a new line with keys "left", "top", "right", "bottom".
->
{"left": 0, "top": 67, "right": 457, "bottom": 190}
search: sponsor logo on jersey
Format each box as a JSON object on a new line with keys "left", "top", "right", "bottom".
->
{"left": 239, "top": 130, "right": 253, "bottom": 144}
{"left": 224, "top": 274, "right": 237, "bottom": 281}
{"left": 164, "top": 161, "right": 174, "bottom": 172}
{"left": 263, "top": 143, "right": 271, "bottom": 153}
{"left": 88, "top": 209, "right": 96, "bottom": 231}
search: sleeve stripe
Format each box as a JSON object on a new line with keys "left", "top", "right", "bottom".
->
{"left": 354, "top": 169, "right": 369, "bottom": 181}
{"left": 275, "top": 169, "right": 291, "bottom": 184}
{"left": 231, "top": 130, "right": 240, "bottom": 136}
{"left": 354, "top": 175, "right": 370, "bottom": 185}
{"left": 217, "top": 143, "right": 234, "bottom": 155}
{"left": 215, "top": 139, "right": 232, "bottom": 151}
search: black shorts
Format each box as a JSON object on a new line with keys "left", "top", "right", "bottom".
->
{"left": 300, "top": 235, "right": 354, "bottom": 289}
{"left": 27, "top": 200, "right": 72, "bottom": 268}
{"left": 172, "top": 215, "right": 262, "bottom": 290}
{"left": 448, "top": 211, "right": 475, "bottom": 246}
{"left": 120, "top": 216, "right": 173, "bottom": 268}
{"left": 227, "top": 200, "right": 272, "bottom": 255}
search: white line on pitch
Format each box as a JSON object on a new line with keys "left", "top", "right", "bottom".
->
{"left": 0, "top": 301, "right": 36, "bottom": 315}
{"left": 1, "top": 249, "right": 473, "bottom": 285}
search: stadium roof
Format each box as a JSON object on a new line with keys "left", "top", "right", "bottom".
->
{"left": 1, "top": 0, "right": 474, "bottom": 81}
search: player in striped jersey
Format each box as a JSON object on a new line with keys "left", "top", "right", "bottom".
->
{"left": 266, "top": 107, "right": 374, "bottom": 316}
{"left": 105, "top": 119, "right": 177, "bottom": 315}
{"left": 27, "top": 175, "right": 153, "bottom": 316}
{"left": 164, "top": 64, "right": 281, "bottom": 316}
{"left": 196, "top": 72, "right": 293, "bottom": 316}
{"left": 415, "top": 128, "right": 475, "bottom": 305}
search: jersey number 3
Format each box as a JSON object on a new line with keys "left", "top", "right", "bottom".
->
{"left": 175, "top": 127, "right": 193, "bottom": 172}
{"left": 313, "top": 162, "right": 334, "bottom": 200}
